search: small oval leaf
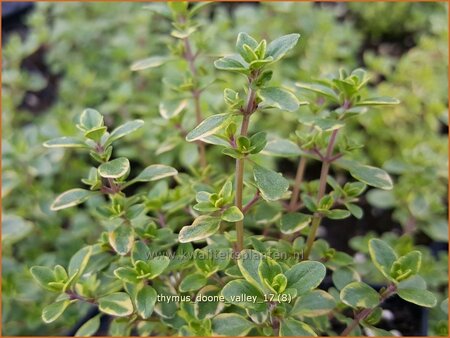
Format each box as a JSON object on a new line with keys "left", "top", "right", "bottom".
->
{"left": 131, "top": 56, "right": 171, "bottom": 71}
{"left": 253, "top": 164, "right": 289, "bottom": 201}
{"left": 107, "top": 120, "right": 144, "bottom": 145}
{"left": 340, "top": 281, "right": 380, "bottom": 309}
{"left": 75, "top": 314, "right": 101, "bottom": 337}
{"left": 212, "top": 313, "right": 255, "bottom": 336}
{"left": 98, "top": 292, "right": 133, "bottom": 317}
{"left": 42, "top": 300, "right": 73, "bottom": 323}
{"left": 258, "top": 87, "right": 300, "bottom": 112}
{"left": 133, "top": 164, "right": 178, "bottom": 182}
{"left": 178, "top": 216, "right": 221, "bottom": 243}
{"left": 109, "top": 225, "right": 134, "bottom": 256}
{"left": 43, "top": 137, "right": 86, "bottom": 148}
{"left": 51, "top": 189, "right": 93, "bottom": 211}
{"left": 186, "top": 113, "right": 230, "bottom": 142}
{"left": 135, "top": 285, "right": 157, "bottom": 319}
{"left": 98, "top": 157, "right": 130, "bottom": 179}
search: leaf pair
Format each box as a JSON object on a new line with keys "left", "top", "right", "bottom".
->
{"left": 215, "top": 32, "right": 300, "bottom": 74}
{"left": 368, "top": 239, "right": 436, "bottom": 307}
{"left": 31, "top": 246, "right": 93, "bottom": 323}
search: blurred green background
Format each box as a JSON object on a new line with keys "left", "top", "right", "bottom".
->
{"left": 2, "top": 2, "right": 448, "bottom": 335}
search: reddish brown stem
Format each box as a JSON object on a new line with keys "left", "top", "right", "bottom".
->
{"left": 235, "top": 82, "right": 257, "bottom": 253}
{"left": 341, "top": 284, "right": 397, "bottom": 336}
{"left": 242, "top": 191, "right": 261, "bottom": 214}
{"left": 288, "top": 157, "right": 307, "bottom": 212}
{"left": 182, "top": 30, "right": 207, "bottom": 170}
{"left": 303, "top": 129, "right": 339, "bottom": 260}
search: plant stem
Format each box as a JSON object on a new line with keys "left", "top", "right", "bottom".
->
{"left": 66, "top": 290, "right": 96, "bottom": 305}
{"left": 288, "top": 157, "right": 307, "bottom": 211}
{"left": 303, "top": 129, "right": 339, "bottom": 260}
{"left": 182, "top": 29, "right": 207, "bottom": 170}
{"left": 235, "top": 82, "right": 257, "bottom": 253}
{"left": 341, "top": 284, "right": 397, "bottom": 336}
{"left": 242, "top": 191, "right": 260, "bottom": 214}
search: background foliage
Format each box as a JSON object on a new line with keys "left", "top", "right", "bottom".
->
{"left": 2, "top": 2, "right": 448, "bottom": 336}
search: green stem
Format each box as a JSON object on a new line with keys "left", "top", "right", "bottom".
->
{"left": 303, "top": 129, "right": 339, "bottom": 260}
{"left": 288, "top": 156, "right": 307, "bottom": 211}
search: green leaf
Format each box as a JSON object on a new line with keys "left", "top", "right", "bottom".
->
{"left": 188, "top": 1, "right": 212, "bottom": 17}
{"left": 75, "top": 315, "right": 101, "bottom": 337}
{"left": 147, "top": 256, "right": 170, "bottom": 279}
{"left": 222, "top": 206, "right": 244, "bottom": 222}
{"left": 68, "top": 245, "right": 93, "bottom": 278}
{"left": 291, "top": 290, "right": 336, "bottom": 317}
{"left": 114, "top": 267, "right": 139, "bottom": 283}
{"left": 295, "top": 82, "right": 339, "bottom": 102}
{"left": 179, "top": 273, "right": 207, "bottom": 292}
{"left": 84, "top": 126, "right": 107, "bottom": 142}
{"left": 340, "top": 282, "right": 380, "bottom": 309}
{"left": 364, "top": 326, "right": 395, "bottom": 336}
{"left": 280, "top": 213, "right": 311, "bottom": 234}
{"left": 30, "top": 266, "right": 57, "bottom": 291}
{"left": 79, "top": 108, "right": 103, "bottom": 130}
{"left": 258, "top": 257, "right": 284, "bottom": 293}
{"left": 253, "top": 164, "right": 289, "bottom": 201}
{"left": 98, "top": 292, "right": 133, "bottom": 317}
{"left": 168, "top": 1, "right": 188, "bottom": 13}
{"left": 171, "top": 26, "right": 197, "bottom": 39}
{"left": 258, "top": 87, "right": 300, "bottom": 112}
{"left": 131, "top": 56, "right": 171, "bottom": 71}
{"left": 236, "top": 32, "right": 259, "bottom": 60}
{"left": 338, "top": 160, "right": 393, "bottom": 190}
{"left": 159, "top": 100, "right": 187, "bottom": 120}
{"left": 298, "top": 115, "right": 344, "bottom": 132}
{"left": 107, "top": 120, "right": 144, "bottom": 145}
{"left": 135, "top": 285, "right": 157, "bottom": 319}
{"left": 194, "top": 248, "right": 230, "bottom": 277}
{"left": 345, "top": 203, "right": 363, "bottom": 219}
{"left": 326, "top": 209, "right": 351, "bottom": 220}
{"left": 391, "top": 250, "right": 421, "bottom": 280}
{"left": 266, "top": 33, "right": 300, "bottom": 61}
{"left": 222, "top": 279, "right": 265, "bottom": 310}
{"left": 279, "top": 318, "right": 317, "bottom": 336}
{"left": 212, "top": 313, "right": 255, "bottom": 336}
{"left": 397, "top": 288, "right": 437, "bottom": 308}
{"left": 51, "top": 189, "right": 93, "bottom": 211}
{"left": 355, "top": 97, "right": 400, "bottom": 106}
{"left": 397, "top": 275, "right": 427, "bottom": 290}
{"left": 178, "top": 216, "right": 221, "bottom": 243}
{"left": 98, "top": 157, "right": 130, "bottom": 179}
{"left": 441, "top": 298, "right": 448, "bottom": 315}
{"left": 109, "top": 225, "right": 134, "bottom": 256}
{"left": 368, "top": 239, "right": 397, "bottom": 280}
{"left": 186, "top": 113, "right": 230, "bottom": 142}
{"left": 42, "top": 300, "right": 73, "bottom": 323}
{"left": 2, "top": 215, "right": 32, "bottom": 244}
{"left": 237, "top": 250, "right": 266, "bottom": 291}
{"left": 262, "top": 139, "right": 301, "bottom": 157}
{"left": 285, "top": 261, "right": 326, "bottom": 295}
{"left": 133, "top": 164, "right": 178, "bottom": 182}
{"left": 54, "top": 265, "right": 67, "bottom": 281}
{"left": 332, "top": 266, "right": 361, "bottom": 290}
{"left": 131, "top": 241, "right": 151, "bottom": 264}
{"left": 214, "top": 56, "right": 248, "bottom": 72}
{"left": 43, "top": 137, "right": 86, "bottom": 148}
{"left": 195, "top": 285, "right": 223, "bottom": 320}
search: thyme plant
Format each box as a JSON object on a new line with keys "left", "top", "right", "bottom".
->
{"left": 29, "top": 3, "right": 443, "bottom": 336}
